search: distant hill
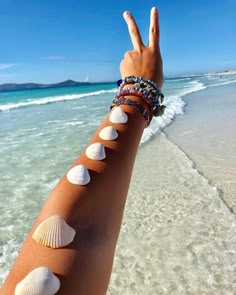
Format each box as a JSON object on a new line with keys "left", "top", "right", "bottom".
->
{"left": 0, "top": 79, "right": 91, "bottom": 92}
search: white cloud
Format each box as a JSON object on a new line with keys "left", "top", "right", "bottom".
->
{"left": 0, "top": 63, "right": 16, "bottom": 70}
{"left": 42, "top": 56, "right": 67, "bottom": 60}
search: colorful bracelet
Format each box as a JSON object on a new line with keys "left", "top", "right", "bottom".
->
{"left": 117, "top": 76, "right": 165, "bottom": 110}
{"left": 118, "top": 82, "right": 160, "bottom": 103}
{"left": 111, "top": 76, "right": 165, "bottom": 126}
{"left": 111, "top": 97, "right": 151, "bottom": 127}
{"left": 117, "top": 76, "right": 164, "bottom": 103}
{"left": 115, "top": 87, "right": 154, "bottom": 108}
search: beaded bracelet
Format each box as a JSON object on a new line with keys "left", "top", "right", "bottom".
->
{"left": 118, "top": 82, "right": 160, "bottom": 103}
{"left": 117, "top": 76, "right": 164, "bottom": 102}
{"left": 115, "top": 87, "right": 154, "bottom": 108}
{"left": 118, "top": 76, "right": 164, "bottom": 109}
{"left": 111, "top": 76, "right": 165, "bottom": 127}
{"left": 111, "top": 97, "right": 151, "bottom": 126}
{"left": 112, "top": 94, "right": 166, "bottom": 121}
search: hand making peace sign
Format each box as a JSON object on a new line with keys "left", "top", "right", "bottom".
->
{"left": 120, "top": 7, "right": 164, "bottom": 88}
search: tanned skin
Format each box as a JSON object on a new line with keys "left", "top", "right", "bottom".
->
{"left": 1, "top": 7, "right": 163, "bottom": 294}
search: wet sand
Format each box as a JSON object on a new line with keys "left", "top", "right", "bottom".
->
{"left": 165, "top": 83, "right": 236, "bottom": 213}
{"left": 108, "top": 132, "right": 236, "bottom": 294}
{"left": 108, "top": 82, "right": 236, "bottom": 294}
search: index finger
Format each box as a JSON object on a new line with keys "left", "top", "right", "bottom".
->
{"left": 149, "top": 7, "right": 160, "bottom": 49}
{"left": 123, "top": 11, "right": 144, "bottom": 51}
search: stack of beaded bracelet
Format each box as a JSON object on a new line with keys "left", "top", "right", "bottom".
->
{"left": 111, "top": 97, "right": 151, "bottom": 126}
{"left": 111, "top": 76, "right": 166, "bottom": 127}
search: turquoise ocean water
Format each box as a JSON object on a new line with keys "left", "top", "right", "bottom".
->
{"left": 1, "top": 74, "right": 236, "bottom": 293}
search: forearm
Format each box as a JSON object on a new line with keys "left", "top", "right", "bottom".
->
{"left": 1, "top": 7, "right": 163, "bottom": 294}
{"left": 1, "top": 102, "right": 145, "bottom": 294}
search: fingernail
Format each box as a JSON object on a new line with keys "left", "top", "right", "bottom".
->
{"left": 123, "top": 11, "right": 129, "bottom": 18}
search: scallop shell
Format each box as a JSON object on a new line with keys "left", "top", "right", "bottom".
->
{"left": 85, "top": 142, "right": 106, "bottom": 160}
{"left": 32, "top": 215, "right": 76, "bottom": 249}
{"left": 99, "top": 126, "right": 118, "bottom": 141}
{"left": 67, "top": 164, "right": 90, "bottom": 185}
{"left": 15, "top": 267, "right": 60, "bottom": 295}
{"left": 109, "top": 107, "right": 128, "bottom": 124}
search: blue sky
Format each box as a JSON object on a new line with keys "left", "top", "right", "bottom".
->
{"left": 0, "top": 0, "right": 235, "bottom": 83}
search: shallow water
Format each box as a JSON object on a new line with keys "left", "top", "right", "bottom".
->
{"left": 1, "top": 75, "right": 236, "bottom": 292}
{"left": 109, "top": 134, "right": 236, "bottom": 294}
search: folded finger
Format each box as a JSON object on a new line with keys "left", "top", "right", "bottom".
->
{"left": 123, "top": 11, "right": 144, "bottom": 51}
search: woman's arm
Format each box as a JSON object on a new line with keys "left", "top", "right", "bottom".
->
{"left": 1, "top": 7, "right": 163, "bottom": 295}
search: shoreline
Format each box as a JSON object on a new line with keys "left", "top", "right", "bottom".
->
{"left": 109, "top": 131, "right": 236, "bottom": 294}
{"left": 164, "top": 82, "right": 236, "bottom": 213}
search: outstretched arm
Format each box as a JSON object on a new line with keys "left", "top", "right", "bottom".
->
{"left": 1, "top": 7, "right": 163, "bottom": 295}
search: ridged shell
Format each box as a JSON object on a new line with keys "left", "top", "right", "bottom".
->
{"left": 67, "top": 164, "right": 90, "bottom": 185}
{"left": 85, "top": 142, "right": 106, "bottom": 160}
{"left": 32, "top": 215, "right": 76, "bottom": 248}
{"left": 15, "top": 267, "right": 60, "bottom": 295}
{"left": 99, "top": 126, "right": 118, "bottom": 141}
{"left": 109, "top": 107, "right": 128, "bottom": 124}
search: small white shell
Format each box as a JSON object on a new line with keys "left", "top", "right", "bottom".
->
{"left": 109, "top": 106, "right": 128, "bottom": 124}
{"left": 99, "top": 126, "right": 118, "bottom": 141}
{"left": 67, "top": 164, "right": 90, "bottom": 185}
{"left": 32, "top": 215, "right": 76, "bottom": 249}
{"left": 15, "top": 267, "right": 60, "bottom": 295}
{"left": 85, "top": 142, "right": 106, "bottom": 160}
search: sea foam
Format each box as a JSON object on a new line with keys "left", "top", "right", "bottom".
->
{"left": 209, "top": 79, "right": 236, "bottom": 87}
{"left": 0, "top": 89, "right": 117, "bottom": 112}
{"left": 141, "top": 80, "right": 206, "bottom": 144}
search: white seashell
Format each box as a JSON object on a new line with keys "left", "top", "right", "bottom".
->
{"left": 99, "top": 126, "right": 118, "bottom": 141}
{"left": 32, "top": 215, "right": 76, "bottom": 249}
{"left": 66, "top": 164, "right": 90, "bottom": 185}
{"left": 15, "top": 267, "right": 60, "bottom": 295}
{"left": 85, "top": 142, "right": 106, "bottom": 160}
{"left": 109, "top": 106, "right": 128, "bottom": 124}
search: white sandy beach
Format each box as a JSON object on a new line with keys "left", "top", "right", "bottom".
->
{"left": 109, "top": 132, "right": 236, "bottom": 294}
{"left": 108, "top": 80, "right": 236, "bottom": 294}
{"left": 165, "top": 82, "right": 236, "bottom": 213}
